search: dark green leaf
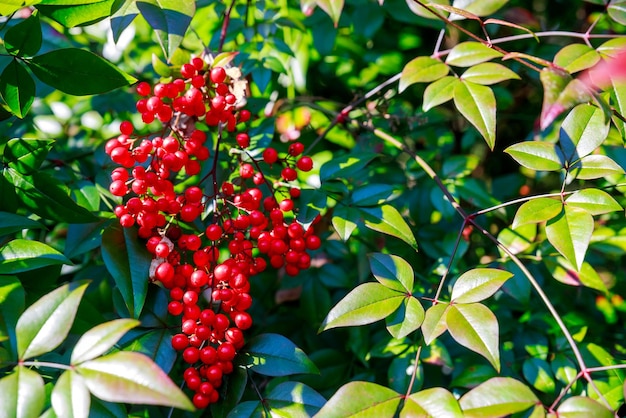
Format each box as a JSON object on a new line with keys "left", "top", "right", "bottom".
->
{"left": 554, "top": 44, "right": 601, "bottom": 74}
{"left": 4, "top": 168, "right": 97, "bottom": 223}
{"left": 351, "top": 183, "right": 398, "bottom": 206}
{"left": 101, "top": 224, "right": 152, "bottom": 319}
{"left": 28, "top": 48, "right": 136, "bottom": 95}
{"left": 51, "top": 370, "right": 90, "bottom": 418}
{"left": 556, "top": 396, "right": 613, "bottom": 418}
{"left": 400, "top": 56, "right": 449, "bottom": 92}
{"left": 110, "top": 0, "right": 139, "bottom": 42}
{"left": 423, "top": 76, "right": 459, "bottom": 111}
{"left": 0, "top": 275, "right": 24, "bottom": 359}
{"left": 446, "top": 303, "right": 500, "bottom": 371}
{"left": 37, "top": 0, "right": 116, "bottom": 27}
{"left": 459, "top": 377, "right": 539, "bottom": 416}
{"left": 421, "top": 302, "right": 449, "bottom": 345}
{"left": 545, "top": 207, "right": 594, "bottom": 271}
{"left": 454, "top": 80, "right": 496, "bottom": 149}
{"left": 401, "top": 387, "right": 462, "bottom": 418}
{"left": 136, "top": 0, "right": 195, "bottom": 60}
{"left": 315, "top": 381, "right": 401, "bottom": 418}
{"left": 461, "top": 62, "right": 520, "bottom": 85}
{"left": 450, "top": 268, "right": 513, "bottom": 304}
{"left": 0, "top": 239, "right": 72, "bottom": 274}
{"left": 71, "top": 318, "right": 140, "bottom": 365}
{"left": 4, "top": 13, "right": 42, "bottom": 56}
{"left": 0, "top": 60, "right": 35, "bottom": 118}
{"left": 210, "top": 366, "right": 247, "bottom": 418}
{"left": 385, "top": 296, "right": 425, "bottom": 339}
{"left": 512, "top": 198, "right": 563, "bottom": 228}
{"left": 241, "top": 333, "right": 318, "bottom": 376}
{"left": 65, "top": 219, "right": 111, "bottom": 259}
{"left": 320, "top": 152, "right": 378, "bottom": 182}
{"left": 388, "top": 350, "right": 422, "bottom": 393}
{"left": 263, "top": 381, "right": 326, "bottom": 416}
{"left": 442, "top": 155, "right": 480, "bottom": 178}
{"left": 16, "top": 281, "right": 88, "bottom": 360}
{"left": 523, "top": 358, "right": 556, "bottom": 394}
{"left": 296, "top": 188, "right": 327, "bottom": 227}
{"left": 504, "top": 142, "right": 565, "bottom": 171}
{"left": 4, "top": 138, "right": 55, "bottom": 174}
{"left": 76, "top": 351, "right": 194, "bottom": 410}
{"left": 559, "top": 104, "right": 610, "bottom": 162}
{"left": 0, "top": 366, "right": 45, "bottom": 418}
{"left": 331, "top": 205, "right": 359, "bottom": 241}
{"left": 446, "top": 42, "right": 503, "bottom": 67}
{"left": 122, "top": 328, "right": 177, "bottom": 374}
{"left": 566, "top": 189, "right": 622, "bottom": 215}
{"left": 319, "top": 282, "right": 404, "bottom": 330}
{"left": 0, "top": 212, "right": 44, "bottom": 236}
{"left": 360, "top": 205, "right": 418, "bottom": 251}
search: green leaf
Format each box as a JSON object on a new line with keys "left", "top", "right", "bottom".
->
{"left": 28, "top": 48, "right": 136, "bottom": 95}
{"left": 401, "top": 387, "right": 463, "bottom": 418}
{"left": 446, "top": 303, "right": 500, "bottom": 371}
{"left": 319, "top": 282, "right": 404, "bottom": 330}
{"left": 261, "top": 381, "right": 326, "bottom": 416}
{"left": 542, "top": 78, "right": 594, "bottom": 131}
{"left": 316, "top": 0, "right": 344, "bottom": 27}
{"left": 4, "top": 13, "right": 42, "bottom": 56}
{"left": 101, "top": 224, "right": 152, "bottom": 318}
{"left": 352, "top": 184, "right": 398, "bottom": 206}
{"left": 421, "top": 302, "right": 449, "bottom": 345}
{"left": 610, "top": 78, "right": 626, "bottom": 138}
{"left": 400, "top": 56, "right": 450, "bottom": 92}
{"left": 4, "top": 168, "right": 97, "bottom": 223}
{"left": 211, "top": 366, "right": 247, "bottom": 418}
{"left": 608, "top": 0, "right": 626, "bottom": 25}
{"left": 51, "top": 370, "right": 90, "bottom": 418}
{"left": 546, "top": 257, "right": 608, "bottom": 293}
{"left": 442, "top": 155, "right": 480, "bottom": 178}
{"left": 123, "top": 329, "right": 176, "bottom": 374}
{"left": 446, "top": 42, "right": 503, "bottom": 67}
{"left": 512, "top": 198, "right": 563, "bottom": 229}
{"left": 450, "top": 268, "right": 513, "bottom": 304}
{"left": 567, "top": 154, "right": 625, "bottom": 180}
{"left": 386, "top": 296, "right": 425, "bottom": 339}
{"left": 545, "top": 206, "right": 594, "bottom": 271}
{"left": 551, "top": 354, "right": 578, "bottom": 387}
{"left": 296, "top": 188, "right": 327, "bottom": 227}
{"left": 540, "top": 67, "right": 572, "bottom": 130}
{"left": 504, "top": 142, "right": 565, "bottom": 171}
{"left": 459, "top": 377, "right": 539, "bottom": 417}
{"left": 559, "top": 104, "right": 610, "bottom": 163}
{"left": 110, "top": 0, "right": 139, "bottom": 42}
{"left": 406, "top": 0, "right": 449, "bottom": 20}
{"left": 0, "top": 276, "right": 24, "bottom": 359}
{"left": 369, "top": 252, "right": 414, "bottom": 292}
{"left": 320, "top": 152, "right": 378, "bottom": 182}
{"left": 554, "top": 44, "right": 601, "bottom": 74}
{"left": 331, "top": 205, "right": 359, "bottom": 241}
{"left": 497, "top": 224, "right": 537, "bottom": 256}
{"left": 136, "top": 0, "right": 195, "bottom": 60}
{"left": 556, "top": 396, "right": 613, "bottom": 418}
{"left": 360, "top": 205, "right": 418, "bottom": 251}
{"left": 0, "top": 60, "right": 35, "bottom": 118}
{"left": 4, "top": 138, "right": 55, "bottom": 174}
{"left": 0, "top": 0, "right": 42, "bottom": 16}
{"left": 242, "top": 333, "right": 318, "bottom": 376}
{"left": 16, "top": 281, "right": 89, "bottom": 360}
{"left": 37, "top": 0, "right": 116, "bottom": 27}
{"left": 452, "top": 0, "right": 508, "bottom": 16}
{"left": 523, "top": 358, "right": 556, "bottom": 394}
{"left": 0, "top": 366, "right": 45, "bottom": 418}
{"left": 423, "top": 76, "right": 459, "bottom": 112}
{"left": 76, "top": 351, "right": 194, "bottom": 411}
{"left": 71, "top": 319, "right": 140, "bottom": 365}
{"left": 0, "top": 212, "right": 44, "bottom": 236}
{"left": 454, "top": 80, "right": 496, "bottom": 149}
{"left": 461, "top": 63, "right": 520, "bottom": 85}
{"left": 315, "top": 381, "right": 401, "bottom": 418}
{"left": 566, "top": 189, "right": 622, "bottom": 215}
{"left": 0, "top": 239, "right": 72, "bottom": 274}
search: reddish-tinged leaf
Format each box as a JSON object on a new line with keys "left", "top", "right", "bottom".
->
{"left": 315, "top": 381, "right": 401, "bottom": 417}
{"left": 556, "top": 396, "right": 613, "bottom": 418}
{"left": 484, "top": 18, "right": 538, "bottom": 40}
{"left": 316, "top": 0, "right": 344, "bottom": 26}
{"left": 429, "top": 4, "right": 480, "bottom": 20}
{"left": 459, "top": 377, "right": 539, "bottom": 417}
{"left": 71, "top": 319, "right": 141, "bottom": 365}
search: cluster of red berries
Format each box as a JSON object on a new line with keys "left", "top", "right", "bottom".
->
{"left": 105, "top": 55, "right": 319, "bottom": 409}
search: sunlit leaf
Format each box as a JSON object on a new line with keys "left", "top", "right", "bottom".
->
{"left": 459, "top": 377, "right": 539, "bottom": 417}
{"left": 0, "top": 366, "right": 45, "bottom": 418}
{"left": 566, "top": 189, "right": 622, "bottom": 215}
{"left": 421, "top": 302, "right": 449, "bottom": 345}
{"left": 546, "top": 257, "right": 608, "bottom": 293}
{"left": 37, "top": 0, "right": 116, "bottom": 27}
{"left": 559, "top": 104, "right": 610, "bottom": 162}
{"left": 423, "top": 76, "right": 459, "bottom": 111}
{"left": 446, "top": 303, "right": 500, "bottom": 371}
{"left": 401, "top": 387, "right": 463, "bottom": 418}
{"left": 315, "top": 381, "right": 401, "bottom": 417}
{"left": 556, "top": 396, "right": 613, "bottom": 418}
{"left": 331, "top": 205, "right": 359, "bottom": 241}
{"left": 241, "top": 333, "right": 319, "bottom": 377}
{"left": 567, "top": 154, "right": 625, "bottom": 180}
{"left": 110, "top": 0, "right": 139, "bottom": 42}
{"left": 554, "top": 44, "right": 601, "bottom": 74}
{"left": 504, "top": 142, "right": 565, "bottom": 171}
{"left": 405, "top": 0, "right": 449, "bottom": 20}
{"left": 4, "top": 138, "right": 55, "bottom": 175}
{"left": 0, "top": 60, "right": 35, "bottom": 118}
{"left": 386, "top": 297, "right": 425, "bottom": 339}
{"left": 369, "top": 252, "right": 414, "bottom": 292}
{"left": 320, "top": 282, "right": 404, "bottom": 330}
{"left": 361, "top": 205, "right": 418, "bottom": 251}
{"left": 608, "top": 0, "right": 626, "bottom": 25}
{"left": 316, "top": 0, "right": 344, "bottom": 26}
{"left": 0, "top": 239, "right": 71, "bottom": 274}
{"left": 450, "top": 268, "right": 513, "bottom": 304}
{"left": 76, "top": 351, "right": 194, "bottom": 410}
{"left": 451, "top": 0, "right": 508, "bottom": 16}
{"left": 446, "top": 42, "right": 503, "bottom": 67}
{"left": 320, "top": 152, "right": 378, "bottom": 181}
{"left": 136, "top": 0, "right": 195, "bottom": 60}
{"left": 545, "top": 207, "right": 594, "bottom": 271}
{"left": 461, "top": 62, "right": 520, "bottom": 85}
{"left": 454, "top": 80, "right": 496, "bottom": 149}
{"left": 400, "top": 56, "right": 450, "bottom": 92}
{"left": 51, "top": 370, "right": 90, "bottom": 418}
{"left": 71, "top": 319, "right": 140, "bottom": 365}
{"left": 512, "top": 198, "right": 563, "bottom": 229}
{"left": 523, "top": 358, "right": 556, "bottom": 394}
{"left": 16, "top": 281, "right": 88, "bottom": 360}
{"left": 352, "top": 184, "right": 398, "bottom": 206}
{"left": 0, "top": 212, "right": 44, "bottom": 236}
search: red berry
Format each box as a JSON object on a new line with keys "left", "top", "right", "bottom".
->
{"left": 296, "top": 156, "right": 313, "bottom": 172}
{"left": 262, "top": 147, "right": 278, "bottom": 164}
{"left": 217, "top": 342, "right": 236, "bottom": 361}
{"left": 119, "top": 120, "right": 134, "bottom": 136}
{"left": 281, "top": 167, "right": 297, "bottom": 181}
{"left": 136, "top": 81, "right": 151, "bottom": 96}
{"left": 236, "top": 133, "right": 250, "bottom": 148}
{"left": 168, "top": 301, "right": 184, "bottom": 316}
{"left": 279, "top": 199, "right": 294, "bottom": 212}
{"left": 210, "top": 67, "right": 227, "bottom": 84}
{"left": 288, "top": 142, "right": 304, "bottom": 156}
{"left": 183, "top": 347, "right": 200, "bottom": 364}
{"left": 233, "top": 312, "right": 252, "bottom": 330}
{"left": 171, "top": 333, "right": 189, "bottom": 350}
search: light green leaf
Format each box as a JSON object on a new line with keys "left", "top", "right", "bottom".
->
{"left": 504, "top": 142, "right": 565, "bottom": 171}
{"left": 608, "top": 0, "right": 626, "bottom": 25}
{"left": 16, "top": 281, "right": 88, "bottom": 360}
{"left": 559, "top": 104, "right": 610, "bottom": 162}
{"left": 523, "top": 358, "right": 556, "bottom": 394}
{"left": 400, "top": 56, "right": 450, "bottom": 92}
{"left": 554, "top": 44, "right": 601, "bottom": 73}
{"left": 451, "top": 0, "right": 508, "bottom": 16}
{"left": 369, "top": 252, "right": 414, "bottom": 292}
{"left": 610, "top": 78, "right": 626, "bottom": 139}
{"left": 51, "top": 370, "right": 90, "bottom": 418}
{"left": 331, "top": 205, "right": 359, "bottom": 241}
{"left": 386, "top": 297, "right": 425, "bottom": 339}
{"left": 446, "top": 303, "right": 500, "bottom": 371}
{"left": 136, "top": 0, "right": 195, "bottom": 60}
{"left": 0, "top": 239, "right": 71, "bottom": 274}
{"left": 556, "top": 396, "right": 613, "bottom": 418}
{"left": 539, "top": 67, "right": 572, "bottom": 130}
{"left": 459, "top": 377, "right": 539, "bottom": 417}
{"left": 512, "top": 198, "right": 563, "bottom": 229}
{"left": 446, "top": 42, "right": 503, "bottom": 67}
{"left": 0, "top": 59, "right": 35, "bottom": 118}
{"left": 76, "top": 351, "right": 194, "bottom": 410}
{"left": 4, "top": 138, "right": 55, "bottom": 175}
{"left": 101, "top": 224, "right": 152, "bottom": 319}
{"left": 597, "top": 38, "right": 626, "bottom": 57}
{"left": 423, "top": 76, "right": 459, "bottom": 111}
{"left": 567, "top": 154, "right": 625, "bottom": 180}
{"left": 545, "top": 207, "right": 594, "bottom": 271}
{"left": 241, "top": 333, "right": 318, "bottom": 377}
{"left": 71, "top": 319, "right": 140, "bottom": 365}
{"left": 450, "top": 268, "right": 513, "bottom": 304}
{"left": 454, "top": 80, "right": 496, "bottom": 149}
{"left": 360, "top": 205, "right": 418, "bottom": 251}
{"left": 421, "top": 302, "right": 449, "bottom": 345}
{"left": 37, "top": 0, "right": 116, "bottom": 27}
{"left": 0, "top": 366, "right": 45, "bottom": 418}
{"left": 315, "top": 381, "right": 401, "bottom": 418}
{"left": 401, "top": 387, "right": 463, "bottom": 418}
{"left": 405, "top": 0, "right": 449, "bottom": 20}
{"left": 566, "top": 189, "right": 622, "bottom": 215}
{"left": 497, "top": 223, "right": 537, "bottom": 256}
{"left": 461, "top": 63, "right": 520, "bottom": 85}
{"left": 320, "top": 282, "right": 404, "bottom": 331}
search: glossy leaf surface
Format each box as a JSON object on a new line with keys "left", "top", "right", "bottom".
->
{"left": 315, "top": 381, "right": 401, "bottom": 417}
{"left": 504, "top": 142, "right": 565, "bottom": 171}
{"left": 51, "top": 370, "right": 90, "bottom": 418}
{"left": 459, "top": 377, "right": 539, "bottom": 417}
{"left": 450, "top": 268, "right": 513, "bottom": 304}
{"left": 453, "top": 80, "right": 496, "bottom": 149}
{"left": 0, "top": 60, "right": 35, "bottom": 118}
{"left": 423, "top": 76, "right": 459, "bottom": 111}
{"left": 360, "top": 205, "right": 418, "bottom": 251}
{"left": 0, "top": 366, "right": 45, "bottom": 418}
{"left": 512, "top": 198, "right": 563, "bottom": 229}
{"left": 136, "top": 0, "right": 195, "bottom": 60}
{"left": 0, "top": 239, "right": 71, "bottom": 274}
{"left": 446, "top": 42, "right": 503, "bottom": 67}
{"left": 71, "top": 319, "right": 141, "bottom": 365}
{"left": 400, "top": 56, "right": 449, "bottom": 91}
{"left": 545, "top": 207, "right": 594, "bottom": 271}
{"left": 242, "top": 333, "right": 319, "bottom": 376}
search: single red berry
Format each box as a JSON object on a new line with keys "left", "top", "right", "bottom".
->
{"left": 236, "top": 133, "right": 250, "bottom": 148}
{"left": 262, "top": 147, "right": 278, "bottom": 164}
{"left": 210, "top": 67, "right": 227, "bottom": 84}
{"left": 296, "top": 156, "right": 313, "bottom": 172}
{"left": 171, "top": 333, "right": 189, "bottom": 350}
{"left": 183, "top": 346, "right": 200, "bottom": 364}
{"left": 288, "top": 142, "right": 304, "bottom": 156}
{"left": 281, "top": 167, "right": 297, "bottom": 181}
{"left": 119, "top": 120, "right": 134, "bottom": 136}
{"left": 136, "top": 81, "right": 151, "bottom": 96}
{"left": 279, "top": 199, "right": 294, "bottom": 212}
{"left": 168, "top": 301, "right": 184, "bottom": 316}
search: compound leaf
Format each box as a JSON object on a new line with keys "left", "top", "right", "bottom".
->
{"left": 71, "top": 319, "right": 141, "bottom": 365}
